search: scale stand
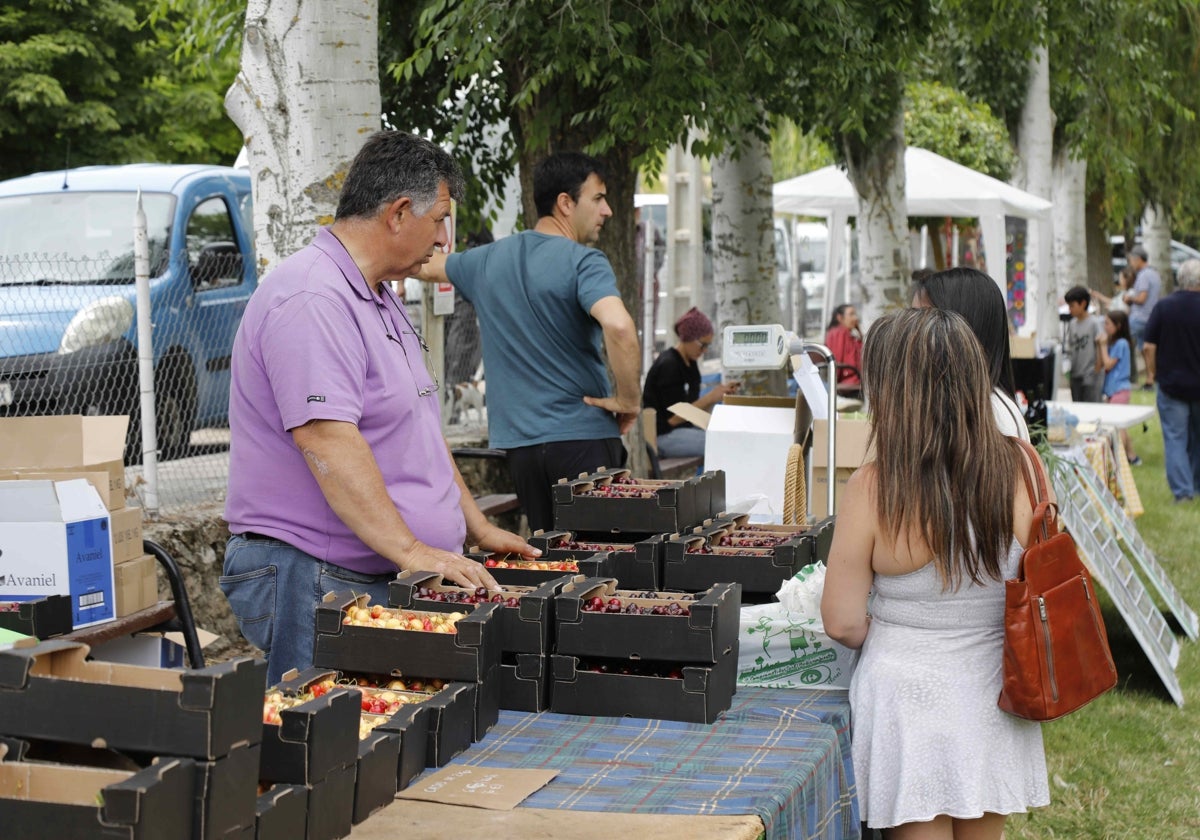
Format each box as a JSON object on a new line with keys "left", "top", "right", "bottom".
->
{"left": 1050, "top": 454, "right": 1189, "bottom": 707}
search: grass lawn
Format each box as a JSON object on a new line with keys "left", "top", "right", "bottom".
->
{"left": 1005, "top": 389, "right": 1200, "bottom": 838}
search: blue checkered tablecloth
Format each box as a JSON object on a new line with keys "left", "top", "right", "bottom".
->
{"left": 449, "top": 687, "right": 859, "bottom": 840}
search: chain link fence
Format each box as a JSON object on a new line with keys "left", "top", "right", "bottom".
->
{"left": 1, "top": 247, "right": 487, "bottom": 515}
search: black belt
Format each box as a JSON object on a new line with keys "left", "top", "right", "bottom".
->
{"left": 239, "top": 531, "right": 275, "bottom": 541}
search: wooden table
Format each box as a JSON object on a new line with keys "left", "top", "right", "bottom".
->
{"left": 62, "top": 601, "right": 176, "bottom": 649}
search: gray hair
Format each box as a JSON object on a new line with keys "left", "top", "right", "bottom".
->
{"left": 1178, "top": 258, "right": 1200, "bottom": 291}
{"left": 335, "top": 131, "right": 465, "bottom": 221}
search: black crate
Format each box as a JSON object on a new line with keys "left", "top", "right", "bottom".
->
{"left": 352, "top": 729, "right": 401, "bottom": 824}
{"left": 499, "top": 653, "right": 548, "bottom": 713}
{"left": 529, "top": 531, "right": 664, "bottom": 590}
{"left": 390, "top": 572, "right": 573, "bottom": 655}
{"left": 255, "top": 784, "right": 308, "bottom": 840}
{"left": 554, "top": 578, "right": 740, "bottom": 663}
{"left": 661, "top": 516, "right": 837, "bottom": 595}
{"left": 0, "top": 746, "right": 197, "bottom": 840}
{"left": 260, "top": 680, "right": 359, "bottom": 785}
{"left": 313, "top": 591, "right": 500, "bottom": 682}
{"left": 0, "top": 595, "right": 72, "bottom": 639}
{"left": 303, "top": 763, "right": 355, "bottom": 840}
{"left": 552, "top": 467, "right": 722, "bottom": 535}
{"left": 0, "top": 640, "right": 265, "bottom": 760}
{"left": 548, "top": 650, "right": 737, "bottom": 725}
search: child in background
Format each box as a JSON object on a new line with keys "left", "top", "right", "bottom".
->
{"left": 1099, "top": 309, "right": 1142, "bottom": 465}
{"left": 1064, "top": 285, "right": 1105, "bottom": 403}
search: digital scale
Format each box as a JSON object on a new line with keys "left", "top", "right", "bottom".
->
{"left": 713, "top": 322, "right": 840, "bottom": 517}
{"left": 721, "top": 323, "right": 790, "bottom": 370}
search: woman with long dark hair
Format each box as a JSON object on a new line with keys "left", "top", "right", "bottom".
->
{"left": 822, "top": 307, "right": 1050, "bottom": 839}
{"left": 911, "top": 267, "right": 1029, "bottom": 440}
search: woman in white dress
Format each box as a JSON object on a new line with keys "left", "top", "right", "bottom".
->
{"left": 821, "top": 308, "right": 1051, "bottom": 839}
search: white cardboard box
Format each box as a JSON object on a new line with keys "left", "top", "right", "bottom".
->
{"left": 704, "top": 403, "right": 798, "bottom": 522}
{"left": 0, "top": 479, "right": 115, "bottom": 628}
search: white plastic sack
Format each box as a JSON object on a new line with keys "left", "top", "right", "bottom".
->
{"left": 736, "top": 563, "right": 858, "bottom": 689}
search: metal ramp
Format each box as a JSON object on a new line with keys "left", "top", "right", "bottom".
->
{"left": 1050, "top": 455, "right": 1188, "bottom": 707}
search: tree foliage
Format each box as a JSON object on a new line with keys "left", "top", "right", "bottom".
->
{"left": 0, "top": 0, "right": 241, "bottom": 180}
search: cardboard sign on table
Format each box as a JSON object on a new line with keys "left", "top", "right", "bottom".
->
{"left": 396, "top": 765, "right": 558, "bottom": 810}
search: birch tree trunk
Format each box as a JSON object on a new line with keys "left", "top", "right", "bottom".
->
{"left": 1051, "top": 150, "right": 1087, "bottom": 291}
{"left": 1140, "top": 203, "right": 1172, "bottom": 288}
{"left": 1011, "top": 44, "right": 1055, "bottom": 342}
{"left": 842, "top": 110, "right": 910, "bottom": 327}
{"left": 711, "top": 128, "right": 786, "bottom": 394}
{"left": 225, "top": 0, "right": 382, "bottom": 273}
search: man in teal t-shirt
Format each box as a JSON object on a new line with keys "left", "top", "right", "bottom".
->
{"left": 420, "top": 152, "right": 641, "bottom": 532}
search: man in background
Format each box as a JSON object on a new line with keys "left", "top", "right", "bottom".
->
{"left": 1124, "top": 244, "right": 1162, "bottom": 389}
{"left": 420, "top": 151, "right": 640, "bottom": 532}
{"left": 1144, "top": 258, "right": 1200, "bottom": 504}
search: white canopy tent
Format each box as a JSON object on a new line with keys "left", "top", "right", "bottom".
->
{"left": 773, "top": 146, "right": 1053, "bottom": 334}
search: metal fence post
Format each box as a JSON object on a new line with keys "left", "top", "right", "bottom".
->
{"left": 134, "top": 191, "right": 159, "bottom": 514}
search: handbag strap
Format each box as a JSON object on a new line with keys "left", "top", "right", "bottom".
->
{"left": 1014, "top": 438, "right": 1058, "bottom": 544}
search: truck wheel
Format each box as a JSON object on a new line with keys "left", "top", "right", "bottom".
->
{"left": 124, "top": 355, "right": 196, "bottom": 463}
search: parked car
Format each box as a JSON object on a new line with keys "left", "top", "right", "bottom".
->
{"left": 1110, "top": 235, "right": 1200, "bottom": 281}
{"left": 0, "top": 164, "right": 256, "bottom": 461}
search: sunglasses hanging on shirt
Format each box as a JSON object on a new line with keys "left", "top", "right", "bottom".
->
{"left": 371, "top": 280, "right": 441, "bottom": 399}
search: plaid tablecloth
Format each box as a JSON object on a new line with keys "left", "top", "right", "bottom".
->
{"left": 451, "top": 687, "right": 858, "bottom": 840}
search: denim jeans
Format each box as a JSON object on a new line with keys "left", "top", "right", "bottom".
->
{"left": 220, "top": 534, "right": 397, "bottom": 686}
{"left": 1156, "top": 389, "right": 1200, "bottom": 501}
{"left": 657, "top": 426, "right": 706, "bottom": 458}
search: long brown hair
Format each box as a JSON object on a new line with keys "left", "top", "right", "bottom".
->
{"left": 862, "top": 308, "right": 1019, "bottom": 589}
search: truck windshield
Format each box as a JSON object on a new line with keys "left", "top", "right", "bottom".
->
{"left": 0, "top": 191, "right": 174, "bottom": 285}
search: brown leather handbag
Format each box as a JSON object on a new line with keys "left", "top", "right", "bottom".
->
{"left": 998, "top": 439, "right": 1118, "bottom": 721}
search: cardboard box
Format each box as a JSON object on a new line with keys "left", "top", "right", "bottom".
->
{"left": 0, "top": 415, "right": 129, "bottom": 510}
{"left": 809, "top": 418, "right": 873, "bottom": 520}
{"left": 704, "top": 403, "right": 798, "bottom": 520}
{"left": 390, "top": 571, "right": 570, "bottom": 656}
{"left": 549, "top": 650, "right": 737, "bottom": 725}
{"left": 464, "top": 549, "right": 610, "bottom": 587}
{"left": 379, "top": 680, "right": 478, "bottom": 768}
{"left": 352, "top": 728, "right": 401, "bottom": 824}
{"left": 109, "top": 506, "right": 144, "bottom": 564}
{"left": 0, "top": 740, "right": 196, "bottom": 840}
{"left": 260, "top": 684, "right": 360, "bottom": 785}
{"left": 255, "top": 784, "right": 309, "bottom": 840}
{"left": 0, "top": 479, "right": 115, "bottom": 628}
{"left": 0, "top": 594, "right": 72, "bottom": 639}
{"left": 89, "top": 627, "right": 219, "bottom": 670}
{"left": 186, "top": 741, "right": 261, "bottom": 840}
{"left": 303, "top": 762, "right": 355, "bottom": 840}
{"left": 313, "top": 591, "right": 501, "bottom": 682}
{"left": 0, "top": 640, "right": 266, "bottom": 760}
{"left": 551, "top": 467, "right": 723, "bottom": 536}
{"left": 373, "top": 701, "right": 431, "bottom": 792}
{"left": 114, "top": 553, "right": 158, "bottom": 618}
{"left": 554, "top": 578, "right": 740, "bottom": 663}
{"left": 499, "top": 653, "right": 548, "bottom": 713}
{"left": 529, "top": 531, "right": 664, "bottom": 590}
{"left": 736, "top": 604, "right": 858, "bottom": 689}
{"left": 661, "top": 517, "right": 837, "bottom": 595}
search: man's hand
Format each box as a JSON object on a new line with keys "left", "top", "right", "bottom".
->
{"left": 401, "top": 542, "right": 500, "bottom": 590}
{"left": 583, "top": 395, "right": 640, "bottom": 434}
{"left": 470, "top": 524, "right": 542, "bottom": 560}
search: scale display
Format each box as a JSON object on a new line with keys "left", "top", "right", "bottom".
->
{"left": 722, "top": 324, "right": 789, "bottom": 370}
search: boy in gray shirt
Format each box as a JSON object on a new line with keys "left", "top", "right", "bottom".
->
{"left": 1065, "top": 285, "right": 1105, "bottom": 403}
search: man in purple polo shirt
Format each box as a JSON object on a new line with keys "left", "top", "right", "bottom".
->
{"left": 222, "top": 132, "right": 538, "bottom": 685}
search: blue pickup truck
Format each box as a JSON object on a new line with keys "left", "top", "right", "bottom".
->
{"left": 0, "top": 164, "right": 256, "bottom": 460}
